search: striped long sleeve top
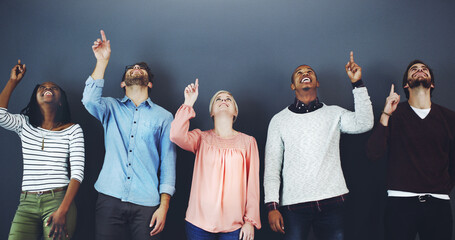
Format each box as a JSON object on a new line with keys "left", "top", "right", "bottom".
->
{"left": 0, "top": 107, "right": 85, "bottom": 192}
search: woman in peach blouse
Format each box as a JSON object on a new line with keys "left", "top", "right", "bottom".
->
{"left": 170, "top": 79, "right": 261, "bottom": 240}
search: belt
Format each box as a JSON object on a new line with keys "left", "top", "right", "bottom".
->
{"left": 22, "top": 186, "right": 67, "bottom": 196}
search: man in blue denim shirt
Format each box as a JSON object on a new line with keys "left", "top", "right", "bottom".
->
{"left": 82, "top": 30, "right": 176, "bottom": 240}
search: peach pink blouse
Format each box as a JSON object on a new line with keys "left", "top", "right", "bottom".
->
{"left": 170, "top": 104, "right": 261, "bottom": 233}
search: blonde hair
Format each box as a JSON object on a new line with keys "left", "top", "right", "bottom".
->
{"left": 209, "top": 90, "right": 239, "bottom": 122}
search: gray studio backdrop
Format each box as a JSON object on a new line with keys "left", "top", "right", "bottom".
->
{"left": 1, "top": 0, "right": 454, "bottom": 239}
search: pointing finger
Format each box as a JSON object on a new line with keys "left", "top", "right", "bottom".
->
{"left": 390, "top": 84, "right": 395, "bottom": 96}
{"left": 350, "top": 51, "right": 354, "bottom": 63}
{"left": 100, "top": 30, "right": 107, "bottom": 42}
{"left": 195, "top": 78, "right": 199, "bottom": 88}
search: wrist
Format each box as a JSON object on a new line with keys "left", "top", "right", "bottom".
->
{"left": 381, "top": 111, "right": 392, "bottom": 117}
{"left": 96, "top": 59, "right": 109, "bottom": 66}
{"left": 57, "top": 206, "right": 69, "bottom": 214}
{"left": 183, "top": 101, "right": 194, "bottom": 107}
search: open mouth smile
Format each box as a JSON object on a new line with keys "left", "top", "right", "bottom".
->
{"left": 300, "top": 77, "right": 311, "bottom": 83}
{"left": 43, "top": 91, "right": 53, "bottom": 96}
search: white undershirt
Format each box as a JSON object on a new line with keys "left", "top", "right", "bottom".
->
{"left": 388, "top": 106, "right": 449, "bottom": 200}
{"left": 410, "top": 106, "right": 430, "bottom": 119}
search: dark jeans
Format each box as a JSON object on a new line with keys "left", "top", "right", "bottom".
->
{"left": 282, "top": 195, "right": 346, "bottom": 240}
{"left": 185, "top": 221, "right": 241, "bottom": 240}
{"left": 385, "top": 196, "right": 452, "bottom": 240}
{"left": 96, "top": 193, "right": 160, "bottom": 240}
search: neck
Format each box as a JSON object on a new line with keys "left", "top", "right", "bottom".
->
{"left": 295, "top": 89, "right": 317, "bottom": 105}
{"left": 213, "top": 116, "right": 235, "bottom": 138}
{"left": 125, "top": 86, "right": 149, "bottom": 106}
{"left": 39, "top": 105, "right": 57, "bottom": 129}
{"left": 408, "top": 87, "right": 432, "bottom": 109}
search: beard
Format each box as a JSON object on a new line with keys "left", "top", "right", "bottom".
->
{"left": 124, "top": 75, "right": 148, "bottom": 87}
{"left": 407, "top": 77, "right": 432, "bottom": 89}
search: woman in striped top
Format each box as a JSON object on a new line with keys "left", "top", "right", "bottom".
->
{"left": 0, "top": 60, "right": 85, "bottom": 240}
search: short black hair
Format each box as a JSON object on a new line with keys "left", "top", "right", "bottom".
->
{"left": 122, "top": 62, "right": 154, "bottom": 84}
{"left": 21, "top": 84, "right": 71, "bottom": 128}
{"left": 402, "top": 60, "right": 435, "bottom": 99}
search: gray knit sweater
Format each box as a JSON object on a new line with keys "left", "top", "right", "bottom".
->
{"left": 264, "top": 87, "right": 373, "bottom": 206}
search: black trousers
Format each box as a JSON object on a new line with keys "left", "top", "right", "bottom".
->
{"left": 95, "top": 193, "right": 161, "bottom": 240}
{"left": 384, "top": 195, "right": 452, "bottom": 240}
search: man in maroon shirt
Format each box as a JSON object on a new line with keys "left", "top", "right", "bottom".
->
{"left": 367, "top": 60, "right": 455, "bottom": 240}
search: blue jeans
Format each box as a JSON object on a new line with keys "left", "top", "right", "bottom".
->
{"left": 283, "top": 195, "right": 345, "bottom": 240}
{"left": 185, "top": 221, "right": 241, "bottom": 240}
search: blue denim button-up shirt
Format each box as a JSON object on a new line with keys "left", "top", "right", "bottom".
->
{"left": 82, "top": 76, "right": 176, "bottom": 206}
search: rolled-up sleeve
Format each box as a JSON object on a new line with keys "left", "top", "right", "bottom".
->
{"left": 158, "top": 114, "right": 177, "bottom": 196}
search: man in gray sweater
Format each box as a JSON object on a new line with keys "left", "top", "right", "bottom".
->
{"left": 264, "top": 52, "right": 373, "bottom": 240}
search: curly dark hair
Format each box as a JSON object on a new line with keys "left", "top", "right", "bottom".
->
{"left": 20, "top": 84, "right": 71, "bottom": 128}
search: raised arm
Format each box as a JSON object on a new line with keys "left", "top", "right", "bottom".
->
{"left": 0, "top": 60, "right": 26, "bottom": 109}
{"left": 340, "top": 51, "right": 374, "bottom": 133}
{"left": 169, "top": 79, "right": 203, "bottom": 153}
{"left": 91, "top": 30, "right": 111, "bottom": 80}
{"left": 366, "top": 84, "right": 399, "bottom": 160}
{"left": 82, "top": 30, "right": 112, "bottom": 121}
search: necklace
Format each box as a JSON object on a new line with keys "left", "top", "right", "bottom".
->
{"left": 40, "top": 124, "right": 55, "bottom": 150}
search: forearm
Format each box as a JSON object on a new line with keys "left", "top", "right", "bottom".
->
{"left": 58, "top": 179, "right": 80, "bottom": 214}
{"left": 0, "top": 80, "right": 19, "bottom": 108}
{"left": 379, "top": 112, "right": 390, "bottom": 126}
{"left": 159, "top": 193, "right": 171, "bottom": 210}
{"left": 91, "top": 60, "right": 109, "bottom": 80}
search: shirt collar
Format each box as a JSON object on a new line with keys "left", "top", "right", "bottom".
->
{"left": 288, "top": 97, "right": 323, "bottom": 114}
{"left": 121, "top": 96, "right": 154, "bottom": 107}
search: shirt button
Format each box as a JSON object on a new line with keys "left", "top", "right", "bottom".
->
{"left": 127, "top": 177, "right": 130, "bottom": 179}
{"left": 131, "top": 135, "right": 134, "bottom": 138}
{"left": 136, "top": 109, "right": 138, "bottom": 111}
{"left": 134, "top": 121, "right": 136, "bottom": 124}
{"left": 128, "top": 163, "right": 131, "bottom": 166}
{"left": 129, "top": 150, "right": 132, "bottom": 152}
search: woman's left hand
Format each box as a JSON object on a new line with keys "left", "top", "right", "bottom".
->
{"left": 239, "top": 221, "right": 255, "bottom": 240}
{"left": 47, "top": 208, "right": 68, "bottom": 239}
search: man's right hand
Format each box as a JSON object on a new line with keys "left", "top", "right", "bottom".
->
{"left": 268, "top": 210, "right": 285, "bottom": 234}
{"left": 92, "top": 30, "right": 111, "bottom": 62}
{"left": 380, "top": 84, "right": 400, "bottom": 126}
{"left": 383, "top": 84, "right": 400, "bottom": 114}
{"left": 183, "top": 78, "right": 199, "bottom": 107}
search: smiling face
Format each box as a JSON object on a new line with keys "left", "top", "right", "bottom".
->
{"left": 406, "top": 63, "right": 433, "bottom": 89}
{"left": 36, "top": 82, "right": 62, "bottom": 106}
{"left": 209, "top": 91, "right": 238, "bottom": 121}
{"left": 291, "top": 65, "right": 319, "bottom": 91}
{"left": 123, "top": 64, "right": 150, "bottom": 87}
